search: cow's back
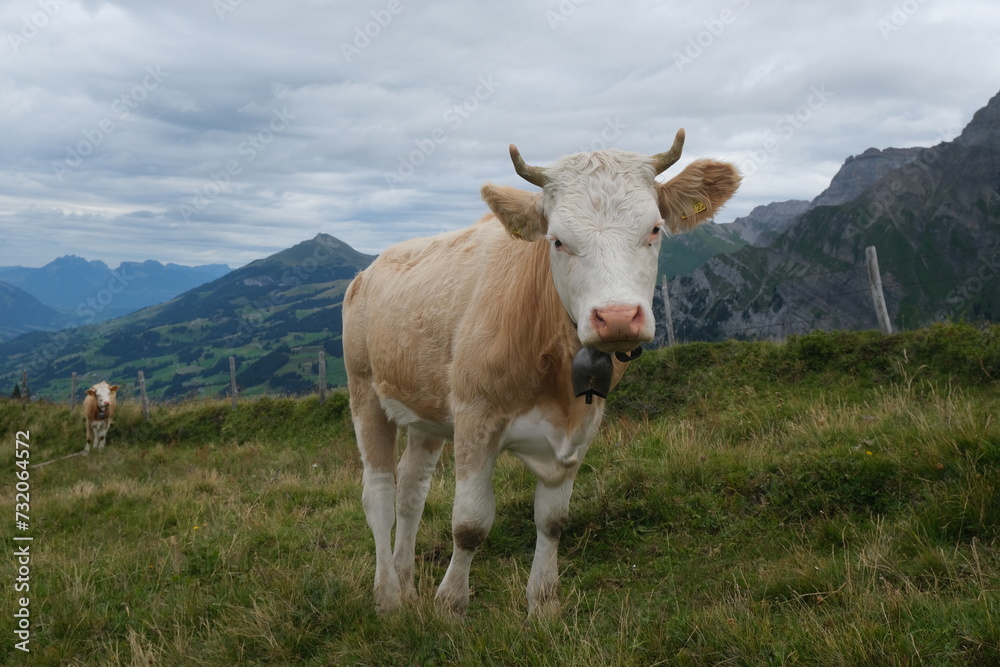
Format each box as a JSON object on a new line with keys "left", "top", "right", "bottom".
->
{"left": 344, "top": 217, "right": 566, "bottom": 430}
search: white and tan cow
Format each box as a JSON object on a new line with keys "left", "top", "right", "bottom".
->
{"left": 83, "top": 381, "right": 118, "bottom": 453}
{"left": 344, "top": 129, "right": 740, "bottom": 616}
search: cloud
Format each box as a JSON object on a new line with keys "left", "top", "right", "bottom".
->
{"left": 2, "top": 0, "right": 999, "bottom": 267}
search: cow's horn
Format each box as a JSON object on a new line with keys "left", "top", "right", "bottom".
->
{"left": 650, "top": 128, "right": 686, "bottom": 174}
{"left": 509, "top": 144, "right": 548, "bottom": 188}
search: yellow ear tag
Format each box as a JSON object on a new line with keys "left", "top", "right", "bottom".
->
{"left": 680, "top": 200, "right": 707, "bottom": 220}
{"left": 512, "top": 226, "right": 524, "bottom": 236}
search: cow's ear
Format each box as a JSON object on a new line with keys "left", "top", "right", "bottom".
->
{"left": 657, "top": 159, "right": 741, "bottom": 234}
{"left": 86, "top": 388, "right": 96, "bottom": 396}
{"left": 109, "top": 385, "right": 119, "bottom": 393}
{"left": 481, "top": 184, "right": 548, "bottom": 241}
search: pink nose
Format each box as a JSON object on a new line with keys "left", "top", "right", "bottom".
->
{"left": 590, "top": 305, "right": 644, "bottom": 342}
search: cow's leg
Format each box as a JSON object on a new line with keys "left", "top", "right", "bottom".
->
{"left": 526, "top": 475, "right": 576, "bottom": 617}
{"left": 97, "top": 422, "right": 107, "bottom": 449}
{"left": 435, "top": 425, "right": 498, "bottom": 615}
{"left": 84, "top": 422, "right": 92, "bottom": 454}
{"left": 393, "top": 427, "right": 444, "bottom": 601}
{"left": 350, "top": 382, "right": 401, "bottom": 614}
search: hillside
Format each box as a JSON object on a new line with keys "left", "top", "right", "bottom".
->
{"left": 657, "top": 199, "right": 818, "bottom": 280}
{"left": 0, "top": 281, "right": 70, "bottom": 339}
{"left": 0, "top": 234, "right": 375, "bottom": 401}
{"left": 660, "top": 88, "right": 1000, "bottom": 343}
{"left": 658, "top": 222, "right": 748, "bottom": 279}
{"left": 0, "top": 256, "right": 231, "bottom": 328}
{"left": 2, "top": 324, "right": 997, "bottom": 664}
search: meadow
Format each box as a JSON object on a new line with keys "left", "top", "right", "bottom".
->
{"left": 2, "top": 323, "right": 998, "bottom": 665}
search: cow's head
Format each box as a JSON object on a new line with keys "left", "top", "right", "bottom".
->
{"left": 482, "top": 129, "right": 741, "bottom": 353}
{"left": 87, "top": 381, "right": 119, "bottom": 409}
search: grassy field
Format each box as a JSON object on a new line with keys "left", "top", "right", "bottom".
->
{"left": 2, "top": 323, "right": 999, "bottom": 665}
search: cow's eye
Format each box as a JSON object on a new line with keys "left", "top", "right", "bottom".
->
{"left": 548, "top": 234, "right": 573, "bottom": 254}
{"left": 648, "top": 222, "right": 664, "bottom": 245}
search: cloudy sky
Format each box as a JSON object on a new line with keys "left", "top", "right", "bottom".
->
{"left": 1, "top": 0, "right": 999, "bottom": 270}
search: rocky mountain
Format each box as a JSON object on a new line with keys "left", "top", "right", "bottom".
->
{"left": 0, "top": 282, "right": 70, "bottom": 340}
{"left": 809, "top": 147, "right": 923, "bottom": 209}
{"left": 655, "top": 199, "right": 814, "bottom": 280}
{"left": 658, "top": 89, "right": 1000, "bottom": 343}
{"left": 0, "top": 234, "right": 375, "bottom": 401}
{"left": 726, "top": 199, "right": 812, "bottom": 246}
{"left": 0, "top": 256, "right": 231, "bottom": 326}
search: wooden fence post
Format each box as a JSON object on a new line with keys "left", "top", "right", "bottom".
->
{"left": 21, "top": 371, "right": 28, "bottom": 418}
{"left": 229, "top": 356, "right": 238, "bottom": 409}
{"left": 317, "top": 350, "right": 327, "bottom": 406}
{"left": 70, "top": 371, "right": 78, "bottom": 411}
{"left": 661, "top": 274, "right": 676, "bottom": 348}
{"left": 865, "top": 245, "right": 893, "bottom": 335}
{"left": 137, "top": 370, "right": 150, "bottom": 420}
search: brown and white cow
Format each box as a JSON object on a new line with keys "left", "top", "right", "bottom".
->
{"left": 344, "top": 129, "right": 740, "bottom": 617}
{"left": 83, "top": 381, "right": 118, "bottom": 453}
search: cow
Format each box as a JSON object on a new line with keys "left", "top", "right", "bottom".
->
{"left": 344, "top": 129, "right": 740, "bottom": 617}
{"left": 83, "top": 381, "right": 118, "bottom": 453}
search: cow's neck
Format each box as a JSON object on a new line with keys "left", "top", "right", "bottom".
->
{"left": 520, "top": 235, "right": 580, "bottom": 354}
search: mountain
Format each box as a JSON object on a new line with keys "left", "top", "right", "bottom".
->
{"left": 656, "top": 199, "right": 814, "bottom": 279}
{"left": 658, "top": 89, "right": 1000, "bottom": 343}
{"left": 0, "top": 256, "right": 231, "bottom": 326}
{"left": 0, "top": 281, "right": 70, "bottom": 340}
{"left": 809, "top": 147, "right": 923, "bottom": 209}
{"left": 659, "top": 222, "right": 748, "bottom": 279}
{"left": 0, "top": 234, "right": 375, "bottom": 401}
{"left": 726, "top": 199, "right": 811, "bottom": 246}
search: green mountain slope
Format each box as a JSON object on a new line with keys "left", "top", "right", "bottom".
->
{"left": 659, "top": 223, "right": 747, "bottom": 279}
{"left": 0, "top": 234, "right": 375, "bottom": 401}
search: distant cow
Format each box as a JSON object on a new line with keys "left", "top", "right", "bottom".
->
{"left": 344, "top": 130, "right": 740, "bottom": 616}
{"left": 83, "top": 381, "right": 118, "bottom": 453}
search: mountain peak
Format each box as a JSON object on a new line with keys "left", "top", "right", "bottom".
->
{"left": 955, "top": 89, "right": 1000, "bottom": 149}
{"left": 727, "top": 199, "right": 811, "bottom": 246}
{"left": 248, "top": 234, "right": 375, "bottom": 271}
{"left": 45, "top": 254, "right": 109, "bottom": 271}
{"left": 809, "top": 146, "right": 923, "bottom": 209}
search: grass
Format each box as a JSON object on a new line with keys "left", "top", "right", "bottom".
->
{"left": 2, "top": 323, "right": 998, "bottom": 665}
